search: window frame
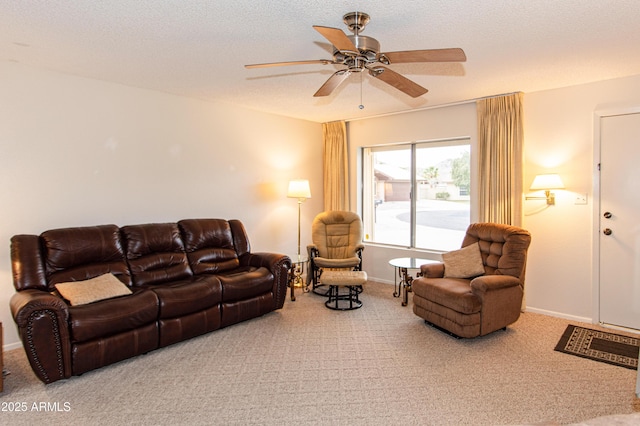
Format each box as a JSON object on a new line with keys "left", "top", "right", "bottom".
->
{"left": 361, "top": 137, "right": 472, "bottom": 252}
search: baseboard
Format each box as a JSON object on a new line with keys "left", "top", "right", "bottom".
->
{"left": 366, "top": 277, "right": 394, "bottom": 285}
{"left": 597, "top": 322, "right": 640, "bottom": 335}
{"left": 524, "top": 306, "right": 592, "bottom": 324}
{"left": 3, "top": 341, "right": 23, "bottom": 352}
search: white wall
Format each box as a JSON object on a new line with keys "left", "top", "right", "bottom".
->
{"left": 0, "top": 62, "right": 323, "bottom": 349}
{"left": 523, "top": 74, "right": 640, "bottom": 322}
{"left": 347, "top": 74, "right": 640, "bottom": 324}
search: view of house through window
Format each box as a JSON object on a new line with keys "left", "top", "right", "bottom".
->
{"left": 361, "top": 139, "right": 471, "bottom": 252}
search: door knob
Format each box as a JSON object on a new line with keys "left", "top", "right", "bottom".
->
{"left": 603, "top": 228, "right": 613, "bottom": 236}
{"left": 603, "top": 212, "right": 612, "bottom": 219}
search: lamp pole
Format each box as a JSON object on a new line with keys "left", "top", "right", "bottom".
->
{"left": 296, "top": 197, "right": 303, "bottom": 260}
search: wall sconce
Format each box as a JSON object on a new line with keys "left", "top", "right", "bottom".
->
{"left": 525, "top": 173, "right": 565, "bottom": 205}
{"left": 287, "top": 179, "right": 311, "bottom": 258}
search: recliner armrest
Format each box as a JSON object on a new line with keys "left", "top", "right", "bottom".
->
{"left": 470, "top": 274, "right": 524, "bottom": 335}
{"left": 470, "top": 274, "right": 522, "bottom": 294}
{"left": 420, "top": 263, "right": 444, "bottom": 278}
{"left": 306, "top": 244, "right": 319, "bottom": 257}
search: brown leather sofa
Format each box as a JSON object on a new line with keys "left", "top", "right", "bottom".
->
{"left": 412, "top": 222, "right": 531, "bottom": 338}
{"left": 9, "top": 219, "right": 291, "bottom": 383}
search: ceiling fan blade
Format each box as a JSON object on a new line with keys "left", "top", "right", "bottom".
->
{"left": 313, "top": 26, "right": 358, "bottom": 53}
{"left": 368, "top": 66, "right": 428, "bottom": 98}
{"left": 382, "top": 48, "right": 467, "bottom": 64}
{"left": 245, "top": 59, "right": 336, "bottom": 69}
{"left": 314, "top": 70, "right": 351, "bottom": 97}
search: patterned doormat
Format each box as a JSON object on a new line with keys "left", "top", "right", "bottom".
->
{"left": 554, "top": 325, "right": 640, "bottom": 370}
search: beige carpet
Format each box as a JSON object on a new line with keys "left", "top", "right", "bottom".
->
{"left": 1, "top": 280, "right": 639, "bottom": 425}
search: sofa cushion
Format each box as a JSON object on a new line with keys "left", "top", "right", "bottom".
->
{"left": 217, "top": 266, "right": 274, "bottom": 302}
{"left": 178, "top": 219, "right": 240, "bottom": 274}
{"left": 55, "top": 273, "right": 132, "bottom": 306}
{"left": 41, "top": 224, "right": 131, "bottom": 289}
{"left": 148, "top": 275, "right": 223, "bottom": 319}
{"left": 122, "top": 223, "right": 192, "bottom": 286}
{"left": 67, "top": 288, "right": 159, "bottom": 343}
{"left": 412, "top": 277, "right": 482, "bottom": 314}
{"left": 442, "top": 242, "right": 485, "bottom": 279}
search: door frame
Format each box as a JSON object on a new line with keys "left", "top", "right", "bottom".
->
{"left": 592, "top": 105, "right": 640, "bottom": 327}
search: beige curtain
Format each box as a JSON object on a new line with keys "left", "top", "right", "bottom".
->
{"left": 477, "top": 93, "right": 524, "bottom": 226}
{"left": 322, "top": 121, "right": 349, "bottom": 211}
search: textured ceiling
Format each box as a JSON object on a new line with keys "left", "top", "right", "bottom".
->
{"left": 2, "top": 0, "right": 640, "bottom": 123}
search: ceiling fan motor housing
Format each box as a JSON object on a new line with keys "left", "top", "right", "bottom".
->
{"left": 333, "top": 35, "right": 380, "bottom": 64}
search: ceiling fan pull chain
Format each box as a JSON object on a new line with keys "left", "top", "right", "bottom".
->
{"left": 359, "top": 71, "right": 364, "bottom": 110}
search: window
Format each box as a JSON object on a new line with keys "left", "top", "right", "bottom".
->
{"left": 362, "top": 138, "right": 471, "bottom": 252}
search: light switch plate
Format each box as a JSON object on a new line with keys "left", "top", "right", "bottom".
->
{"left": 575, "top": 193, "right": 588, "bottom": 205}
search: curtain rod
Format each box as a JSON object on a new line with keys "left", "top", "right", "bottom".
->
{"left": 344, "top": 91, "right": 521, "bottom": 123}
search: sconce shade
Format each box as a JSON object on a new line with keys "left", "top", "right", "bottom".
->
{"left": 287, "top": 179, "right": 311, "bottom": 199}
{"left": 530, "top": 173, "right": 564, "bottom": 190}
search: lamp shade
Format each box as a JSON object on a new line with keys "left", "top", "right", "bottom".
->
{"left": 287, "top": 179, "right": 311, "bottom": 199}
{"left": 530, "top": 173, "right": 564, "bottom": 190}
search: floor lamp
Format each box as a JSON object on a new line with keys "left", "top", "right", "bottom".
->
{"left": 287, "top": 179, "right": 311, "bottom": 261}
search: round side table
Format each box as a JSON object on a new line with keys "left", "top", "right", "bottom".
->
{"left": 389, "top": 257, "right": 439, "bottom": 306}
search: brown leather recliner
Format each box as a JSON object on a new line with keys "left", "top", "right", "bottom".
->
{"left": 412, "top": 222, "right": 531, "bottom": 338}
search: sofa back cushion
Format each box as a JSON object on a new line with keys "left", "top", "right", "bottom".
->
{"left": 41, "top": 224, "right": 131, "bottom": 289}
{"left": 178, "top": 219, "right": 240, "bottom": 274}
{"left": 122, "top": 223, "right": 192, "bottom": 286}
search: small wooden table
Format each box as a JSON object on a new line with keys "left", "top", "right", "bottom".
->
{"left": 389, "top": 258, "right": 439, "bottom": 306}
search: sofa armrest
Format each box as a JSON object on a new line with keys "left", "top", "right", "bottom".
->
{"left": 420, "top": 262, "right": 445, "bottom": 278}
{"left": 240, "top": 252, "right": 292, "bottom": 310}
{"left": 10, "top": 289, "right": 72, "bottom": 383}
{"left": 240, "top": 252, "right": 290, "bottom": 270}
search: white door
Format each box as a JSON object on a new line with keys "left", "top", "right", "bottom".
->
{"left": 599, "top": 111, "right": 640, "bottom": 330}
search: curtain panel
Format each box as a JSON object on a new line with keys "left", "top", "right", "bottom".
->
{"left": 477, "top": 93, "right": 524, "bottom": 226}
{"left": 322, "top": 121, "right": 349, "bottom": 211}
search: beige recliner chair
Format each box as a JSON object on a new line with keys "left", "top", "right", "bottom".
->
{"left": 307, "top": 211, "right": 364, "bottom": 295}
{"left": 412, "top": 222, "right": 531, "bottom": 338}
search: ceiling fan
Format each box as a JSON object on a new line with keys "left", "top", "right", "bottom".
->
{"left": 245, "top": 12, "right": 466, "bottom": 98}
